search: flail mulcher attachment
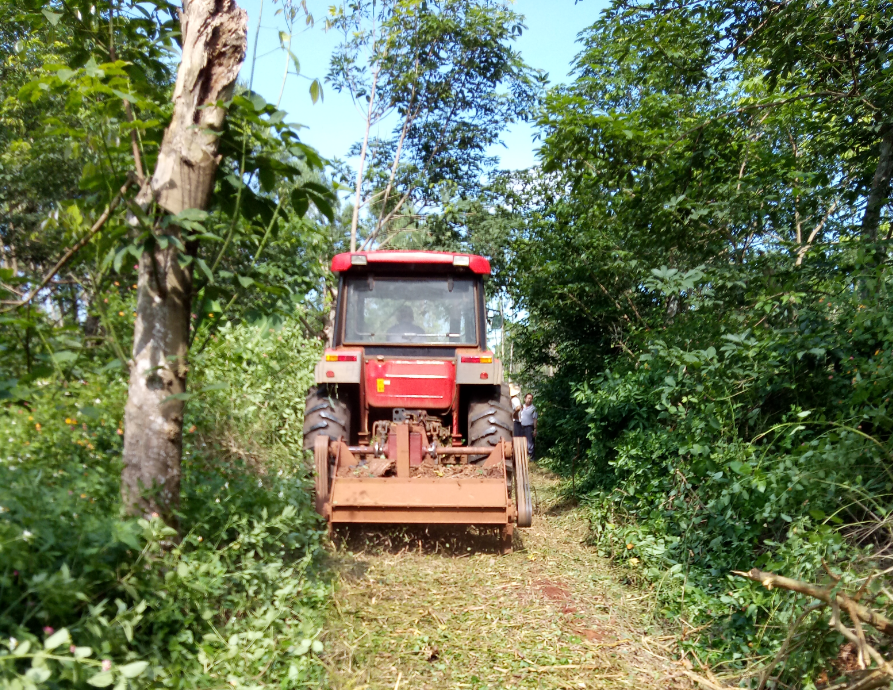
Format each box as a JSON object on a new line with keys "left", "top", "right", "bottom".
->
{"left": 314, "top": 424, "right": 532, "bottom": 553}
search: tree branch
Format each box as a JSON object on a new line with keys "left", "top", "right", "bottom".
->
{"left": 796, "top": 198, "right": 840, "bottom": 265}
{"left": 375, "top": 80, "right": 418, "bottom": 235}
{"left": 861, "top": 125, "right": 893, "bottom": 243}
{"left": 830, "top": 600, "right": 893, "bottom": 680}
{"left": 726, "top": 2, "right": 785, "bottom": 57}
{"left": 363, "top": 79, "right": 467, "bottom": 250}
{"left": 350, "top": 65, "right": 380, "bottom": 252}
{"left": 109, "top": 5, "right": 144, "bottom": 181}
{"left": 733, "top": 568, "right": 893, "bottom": 637}
{"left": 1, "top": 177, "right": 136, "bottom": 313}
{"left": 659, "top": 92, "right": 847, "bottom": 156}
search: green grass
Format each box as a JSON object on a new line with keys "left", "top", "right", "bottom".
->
{"left": 0, "top": 320, "right": 330, "bottom": 689}
{"left": 320, "top": 467, "right": 694, "bottom": 689}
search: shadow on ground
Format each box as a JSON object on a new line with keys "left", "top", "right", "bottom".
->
{"left": 540, "top": 490, "right": 580, "bottom": 516}
{"left": 529, "top": 461, "right": 582, "bottom": 516}
{"left": 331, "top": 523, "right": 527, "bottom": 557}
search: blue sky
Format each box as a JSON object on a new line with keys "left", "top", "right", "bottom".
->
{"left": 238, "top": 0, "right": 608, "bottom": 171}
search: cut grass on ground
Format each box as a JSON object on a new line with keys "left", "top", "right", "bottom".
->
{"left": 319, "top": 466, "right": 695, "bottom": 689}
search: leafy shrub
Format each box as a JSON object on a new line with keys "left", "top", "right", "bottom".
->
{"left": 541, "top": 259, "right": 893, "bottom": 682}
{"left": 0, "top": 318, "right": 327, "bottom": 688}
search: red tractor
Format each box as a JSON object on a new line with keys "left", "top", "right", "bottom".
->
{"left": 303, "top": 250, "right": 532, "bottom": 550}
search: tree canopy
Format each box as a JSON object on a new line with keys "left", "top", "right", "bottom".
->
{"left": 327, "top": 0, "right": 542, "bottom": 250}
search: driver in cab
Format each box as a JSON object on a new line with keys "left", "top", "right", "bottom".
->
{"left": 387, "top": 305, "right": 426, "bottom": 343}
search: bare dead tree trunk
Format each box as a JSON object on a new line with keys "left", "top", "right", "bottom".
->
{"left": 863, "top": 125, "right": 893, "bottom": 243}
{"left": 122, "top": 0, "right": 247, "bottom": 523}
{"left": 371, "top": 79, "right": 418, "bottom": 244}
{"left": 349, "top": 67, "right": 380, "bottom": 253}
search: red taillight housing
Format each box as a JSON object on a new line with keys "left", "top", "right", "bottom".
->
{"left": 460, "top": 355, "right": 493, "bottom": 364}
{"left": 317, "top": 350, "right": 361, "bottom": 385}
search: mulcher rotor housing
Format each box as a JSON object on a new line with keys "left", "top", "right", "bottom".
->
{"left": 302, "top": 250, "right": 532, "bottom": 551}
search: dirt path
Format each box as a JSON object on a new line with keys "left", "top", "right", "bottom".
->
{"left": 321, "top": 467, "right": 694, "bottom": 689}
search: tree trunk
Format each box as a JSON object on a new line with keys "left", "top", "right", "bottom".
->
{"left": 349, "top": 67, "right": 379, "bottom": 253}
{"left": 121, "top": 0, "right": 247, "bottom": 523}
{"left": 862, "top": 125, "right": 893, "bottom": 243}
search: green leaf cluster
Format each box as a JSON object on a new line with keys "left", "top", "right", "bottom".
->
{"left": 493, "top": 0, "right": 893, "bottom": 684}
{"left": 0, "top": 320, "right": 328, "bottom": 688}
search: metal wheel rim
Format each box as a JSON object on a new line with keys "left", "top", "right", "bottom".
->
{"left": 513, "top": 437, "right": 532, "bottom": 528}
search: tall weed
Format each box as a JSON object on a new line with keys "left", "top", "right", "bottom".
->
{"left": 0, "top": 318, "right": 327, "bottom": 688}
{"left": 545, "top": 260, "right": 893, "bottom": 682}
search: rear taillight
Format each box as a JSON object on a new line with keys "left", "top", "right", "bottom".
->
{"left": 460, "top": 355, "right": 493, "bottom": 364}
{"left": 326, "top": 354, "right": 358, "bottom": 362}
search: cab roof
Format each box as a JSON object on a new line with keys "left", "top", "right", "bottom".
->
{"left": 331, "top": 250, "right": 491, "bottom": 275}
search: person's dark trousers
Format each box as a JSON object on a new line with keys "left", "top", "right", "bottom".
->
{"left": 522, "top": 424, "right": 535, "bottom": 460}
{"left": 513, "top": 420, "right": 523, "bottom": 437}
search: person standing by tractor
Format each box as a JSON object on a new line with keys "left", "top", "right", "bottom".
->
{"left": 510, "top": 384, "right": 523, "bottom": 437}
{"left": 520, "top": 392, "right": 537, "bottom": 461}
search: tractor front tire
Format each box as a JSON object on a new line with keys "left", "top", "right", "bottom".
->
{"left": 302, "top": 385, "right": 351, "bottom": 452}
{"left": 467, "top": 383, "right": 514, "bottom": 463}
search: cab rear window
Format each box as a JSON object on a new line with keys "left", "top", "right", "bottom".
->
{"left": 343, "top": 277, "right": 477, "bottom": 345}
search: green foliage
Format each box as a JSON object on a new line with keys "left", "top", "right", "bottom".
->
{"left": 191, "top": 318, "right": 323, "bottom": 463}
{"left": 497, "top": 0, "right": 893, "bottom": 685}
{"left": 0, "top": 0, "right": 173, "bottom": 292}
{"left": 1, "top": 0, "right": 339, "bottom": 343}
{"left": 0, "top": 319, "right": 328, "bottom": 688}
{"left": 0, "top": 7, "right": 335, "bottom": 679}
{"left": 564, "top": 263, "right": 892, "bottom": 669}
{"left": 182, "top": 87, "right": 339, "bottom": 338}
{"left": 326, "top": 0, "right": 542, "bottom": 249}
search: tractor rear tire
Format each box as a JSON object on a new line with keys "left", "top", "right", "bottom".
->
{"left": 467, "top": 383, "right": 514, "bottom": 463}
{"left": 303, "top": 385, "right": 351, "bottom": 452}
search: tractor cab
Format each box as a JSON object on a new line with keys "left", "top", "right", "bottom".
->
{"left": 303, "top": 251, "right": 531, "bottom": 551}
{"left": 323, "top": 251, "right": 498, "bottom": 445}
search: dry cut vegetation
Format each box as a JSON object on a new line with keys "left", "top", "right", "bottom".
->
{"left": 320, "top": 467, "right": 700, "bottom": 689}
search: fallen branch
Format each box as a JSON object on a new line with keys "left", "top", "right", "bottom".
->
{"left": 737, "top": 568, "right": 893, "bottom": 690}
{"left": 830, "top": 600, "right": 893, "bottom": 678}
{"left": 1, "top": 175, "right": 137, "bottom": 313}
{"left": 517, "top": 664, "right": 621, "bottom": 674}
{"left": 733, "top": 568, "right": 893, "bottom": 638}
{"left": 688, "top": 647, "right": 726, "bottom": 689}
{"left": 682, "top": 669, "right": 732, "bottom": 690}
{"left": 825, "top": 670, "right": 891, "bottom": 690}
